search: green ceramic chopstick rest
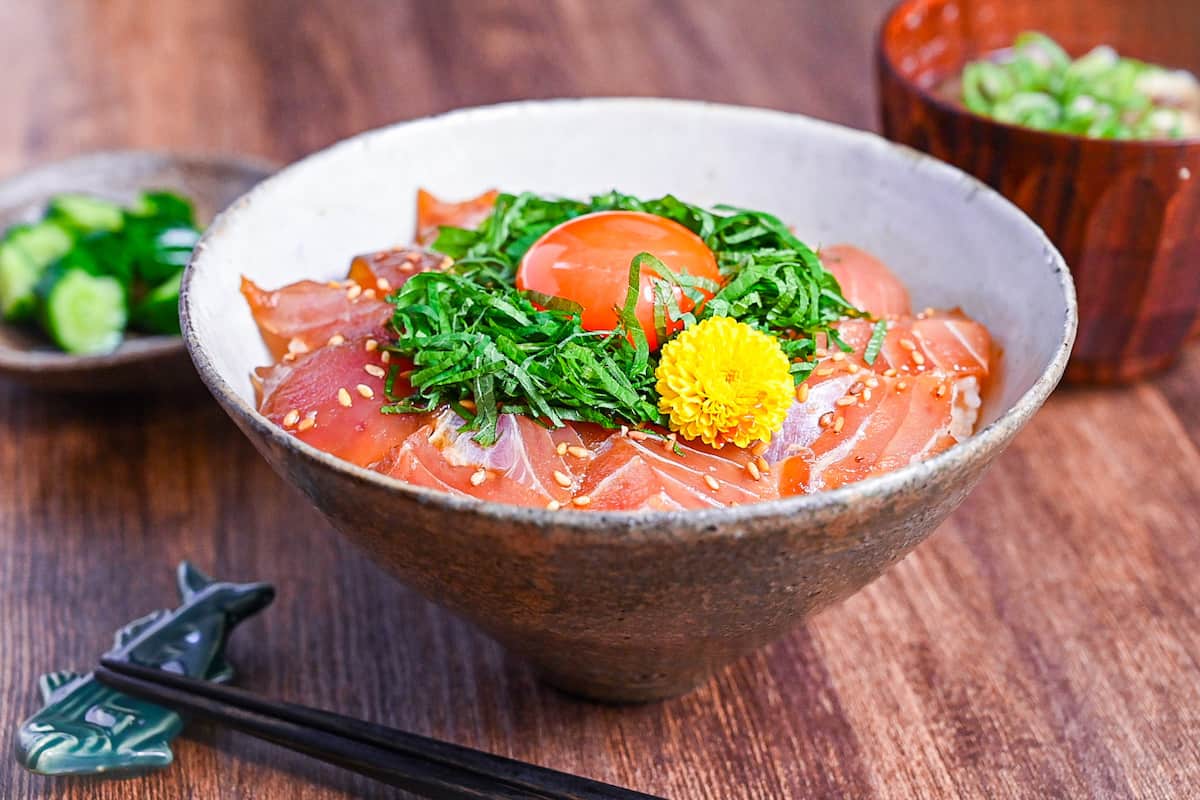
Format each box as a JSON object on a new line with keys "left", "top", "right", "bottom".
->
{"left": 13, "top": 562, "right": 274, "bottom": 777}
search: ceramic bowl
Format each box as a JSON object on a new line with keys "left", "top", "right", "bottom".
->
{"left": 878, "top": 0, "right": 1200, "bottom": 384}
{"left": 0, "top": 151, "right": 275, "bottom": 392}
{"left": 183, "top": 99, "right": 1075, "bottom": 702}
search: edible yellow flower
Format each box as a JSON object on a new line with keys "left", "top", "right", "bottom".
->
{"left": 655, "top": 316, "right": 793, "bottom": 448}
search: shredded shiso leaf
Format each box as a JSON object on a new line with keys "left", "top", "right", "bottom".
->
{"left": 383, "top": 191, "right": 866, "bottom": 444}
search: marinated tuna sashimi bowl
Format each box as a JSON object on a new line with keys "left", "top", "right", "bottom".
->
{"left": 242, "top": 189, "right": 994, "bottom": 512}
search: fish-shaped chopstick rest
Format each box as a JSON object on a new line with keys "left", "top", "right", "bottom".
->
{"left": 14, "top": 562, "right": 274, "bottom": 776}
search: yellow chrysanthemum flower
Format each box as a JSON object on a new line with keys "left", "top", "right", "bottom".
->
{"left": 655, "top": 316, "right": 793, "bottom": 448}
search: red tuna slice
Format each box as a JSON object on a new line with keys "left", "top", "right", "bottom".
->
{"left": 820, "top": 244, "right": 912, "bottom": 318}
{"left": 775, "top": 372, "right": 974, "bottom": 493}
{"left": 822, "top": 312, "right": 992, "bottom": 381}
{"left": 347, "top": 248, "right": 447, "bottom": 295}
{"left": 241, "top": 277, "right": 393, "bottom": 361}
{"left": 257, "top": 338, "right": 421, "bottom": 468}
{"left": 578, "top": 433, "right": 778, "bottom": 511}
{"left": 375, "top": 409, "right": 585, "bottom": 507}
{"left": 416, "top": 188, "right": 499, "bottom": 246}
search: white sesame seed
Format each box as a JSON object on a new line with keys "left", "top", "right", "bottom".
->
{"left": 346, "top": 284, "right": 363, "bottom": 300}
{"left": 833, "top": 416, "right": 845, "bottom": 433}
{"left": 899, "top": 338, "right": 917, "bottom": 351}
{"left": 377, "top": 278, "right": 392, "bottom": 291}
{"left": 747, "top": 460, "right": 761, "bottom": 480}
{"left": 287, "top": 337, "right": 309, "bottom": 355}
{"left": 337, "top": 388, "right": 353, "bottom": 407}
{"left": 703, "top": 474, "right": 720, "bottom": 491}
{"left": 896, "top": 380, "right": 908, "bottom": 391}
{"left": 470, "top": 469, "right": 487, "bottom": 486}
{"left": 865, "top": 377, "right": 880, "bottom": 388}
{"left": 567, "top": 445, "right": 590, "bottom": 459}
{"left": 751, "top": 440, "right": 769, "bottom": 457}
{"left": 327, "top": 334, "right": 345, "bottom": 347}
{"left": 297, "top": 413, "right": 317, "bottom": 432}
{"left": 836, "top": 396, "right": 856, "bottom": 407}
{"left": 364, "top": 364, "right": 386, "bottom": 378}
{"left": 365, "top": 339, "right": 379, "bottom": 352}
{"left": 815, "top": 367, "right": 834, "bottom": 377}
{"left": 847, "top": 363, "right": 860, "bottom": 374}
{"left": 883, "top": 368, "right": 898, "bottom": 377}
{"left": 935, "top": 383, "right": 947, "bottom": 398}
{"left": 756, "top": 456, "right": 770, "bottom": 474}
{"left": 282, "top": 409, "right": 300, "bottom": 427}
{"left": 863, "top": 388, "right": 872, "bottom": 401}
{"left": 356, "top": 384, "right": 375, "bottom": 399}
{"left": 912, "top": 351, "right": 926, "bottom": 365}
{"left": 796, "top": 384, "right": 809, "bottom": 403}
{"left": 832, "top": 351, "right": 846, "bottom": 362}
{"left": 1181, "top": 167, "right": 1192, "bottom": 181}
{"left": 380, "top": 351, "right": 391, "bottom": 364}
{"left": 629, "top": 429, "right": 648, "bottom": 441}
{"left": 439, "top": 256, "right": 454, "bottom": 270}
{"left": 362, "top": 289, "right": 377, "bottom": 300}
{"left": 572, "top": 495, "right": 592, "bottom": 507}
{"left": 546, "top": 500, "right": 562, "bottom": 511}
{"left": 553, "top": 470, "right": 572, "bottom": 488}
{"left": 556, "top": 442, "right": 568, "bottom": 456}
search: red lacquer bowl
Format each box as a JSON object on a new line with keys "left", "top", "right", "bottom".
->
{"left": 878, "top": 0, "right": 1200, "bottom": 383}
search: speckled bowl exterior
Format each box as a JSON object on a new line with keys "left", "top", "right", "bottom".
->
{"left": 182, "top": 99, "right": 1076, "bottom": 702}
{"left": 878, "top": 0, "right": 1200, "bottom": 384}
{"left": 0, "top": 151, "right": 275, "bottom": 392}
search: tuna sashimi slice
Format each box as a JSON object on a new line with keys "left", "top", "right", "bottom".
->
{"left": 820, "top": 244, "right": 912, "bottom": 318}
{"left": 579, "top": 434, "right": 778, "bottom": 511}
{"left": 374, "top": 409, "right": 585, "bottom": 507}
{"left": 771, "top": 372, "right": 978, "bottom": 493}
{"left": 821, "top": 312, "right": 992, "bottom": 381}
{"left": 347, "top": 248, "right": 447, "bottom": 295}
{"left": 241, "top": 277, "right": 393, "bottom": 361}
{"left": 257, "top": 337, "right": 422, "bottom": 468}
{"left": 416, "top": 189, "right": 499, "bottom": 246}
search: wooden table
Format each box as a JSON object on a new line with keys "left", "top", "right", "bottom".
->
{"left": 2, "top": 2, "right": 1197, "bottom": 797}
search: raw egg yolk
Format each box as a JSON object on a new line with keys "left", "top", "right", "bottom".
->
{"left": 516, "top": 211, "right": 721, "bottom": 349}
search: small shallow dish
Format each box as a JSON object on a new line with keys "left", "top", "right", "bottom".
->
{"left": 878, "top": 0, "right": 1200, "bottom": 384}
{"left": 0, "top": 151, "right": 275, "bottom": 392}
{"left": 183, "top": 99, "right": 1076, "bottom": 702}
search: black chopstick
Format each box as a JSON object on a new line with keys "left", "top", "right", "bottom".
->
{"left": 95, "top": 658, "right": 664, "bottom": 800}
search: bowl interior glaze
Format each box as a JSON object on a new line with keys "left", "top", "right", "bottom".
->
{"left": 184, "top": 99, "right": 1075, "bottom": 701}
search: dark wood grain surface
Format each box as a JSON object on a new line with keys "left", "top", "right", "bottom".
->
{"left": 1, "top": 2, "right": 1196, "bottom": 797}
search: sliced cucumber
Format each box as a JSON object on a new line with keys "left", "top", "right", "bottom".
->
{"left": 8, "top": 220, "right": 73, "bottom": 265}
{"left": 38, "top": 268, "right": 127, "bottom": 354}
{"left": 130, "top": 191, "right": 195, "bottom": 226}
{"left": 132, "top": 269, "right": 182, "bottom": 335}
{"left": 48, "top": 194, "right": 124, "bottom": 233}
{"left": 0, "top": 242, "right": 39, "bottom": 319}
{"left": 0, "top": 221, "right": 74, "bottom": 320}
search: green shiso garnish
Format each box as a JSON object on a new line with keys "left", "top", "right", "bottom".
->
{"left": 382, "top": 191, "right": 864, "bottom": 445}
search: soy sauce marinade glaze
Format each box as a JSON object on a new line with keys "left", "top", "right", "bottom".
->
{"left": 938, "top": 32, "right": 1200, "bottom": 140}
{"left": 242, "top": 190, "right": 994, "bottom": 512}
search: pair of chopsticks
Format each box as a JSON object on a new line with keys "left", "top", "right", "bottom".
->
{"left": 95, "top": 658, "right": 664, "bottom": 799}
